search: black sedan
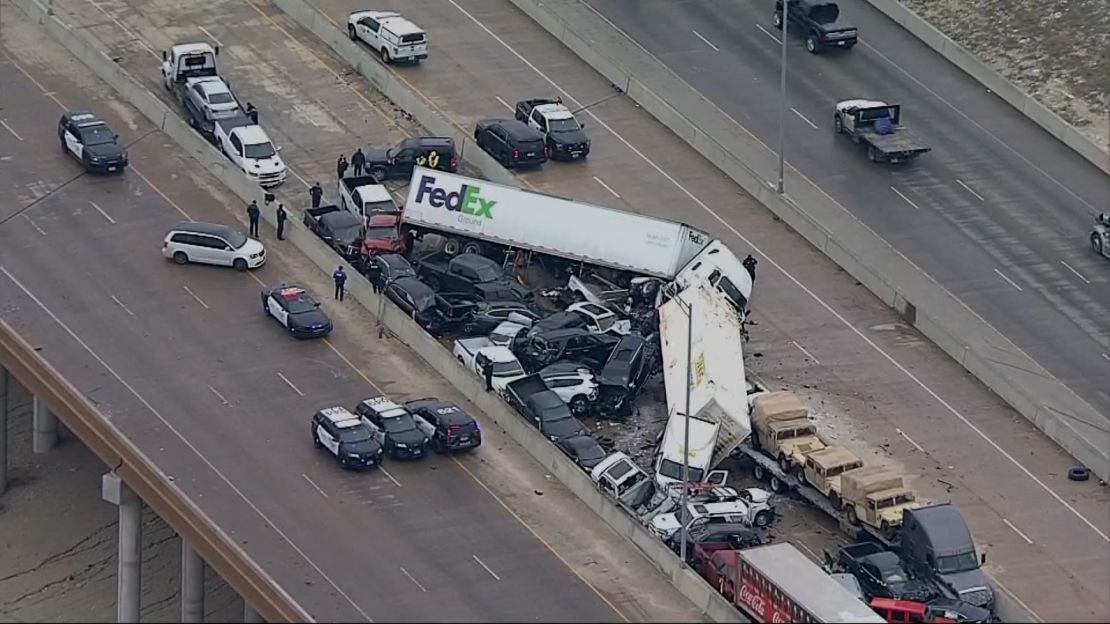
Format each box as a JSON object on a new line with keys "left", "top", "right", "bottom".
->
{"left": 58, "top": 110, "right": 128, "bottom": 173}
{"left": 557, "top": 434, "right": 607, "bottom": 469}
{"left": 262, "top": 284, "right": 333, "bottom": 338}
{"left": 463, "top": 300, "right": 541, "bottom": 336}
{"left": 667, "top": 521, "right": 763, "bottom": 568}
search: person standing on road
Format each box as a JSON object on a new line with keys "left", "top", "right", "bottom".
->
{"left": 333, "top": 266, "right": 347, "bottom": 301}
{"left": 309, "top": 182, "right": 323, "bottom": 209}
{"left": 482, "top": 358, "right": 494, "bottom": 392}
{"left": 741, "top": 253, "right": 758, "bottom": 326}
{"left": 337, "top": 154, "right": 349, "bottom": 180}
{"left": 742, "top": 254, "right": 757, "bottom": 281}
{"left": 246, "top": 102, "right": 259, "bottom": 124}
{"left": 246, "top": 200, "right": 260, "bottom": 237}
{"left": 351, "top": 147, "right": 366, "bottom": 177}
{"left": 275, "top": 204, "right": 288, "bottom": 240}
{"left": 366, "top": 260, "right": 382, "bottom": 294}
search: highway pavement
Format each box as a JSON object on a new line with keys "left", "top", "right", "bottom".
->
{"left": 0, "top": 21, "right": 705, "bottom": 622}
{"left": 586, "top": 0, "right": 1110, "bottom": 422}
{"left": 25, "top": 0, "right": 1110, "bottom": 620}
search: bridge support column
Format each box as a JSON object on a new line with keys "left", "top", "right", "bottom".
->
{"left": 181, "top": 541, "right": 205, "bottom": 622}
{"left": 102, "top": 472, "right": 142, "bottom": 623}
{"left": 32, "top": 394, "right": 57, "bottom": 454}
{"left": 1, "top": 365, "right": 8, "bottom": 494}
{"left": 243, "top": 602, "right": 262, "bottom": 623}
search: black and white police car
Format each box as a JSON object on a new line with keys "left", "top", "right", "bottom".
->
{"left": 354, "top": 396, "right": 434, "bottom": 459}
{"left": 312, "top": 406, "right": 385, "bottom": 469}
{"left": 404, "top": 398, "right": 482, "bottom": 453}
{"left": 261, "top": 284, "right": 333, "bottom": 338}
{"left": 57, "top": 110, "right": 128, "bottom": 173}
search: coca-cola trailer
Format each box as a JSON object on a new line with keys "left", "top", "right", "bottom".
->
{"left": 715, "top": 543, "right": 886, "bottom": 623}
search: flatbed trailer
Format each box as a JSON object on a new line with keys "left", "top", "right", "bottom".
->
{"left": 834, "top": 101, "right": 931, "bottom": 164}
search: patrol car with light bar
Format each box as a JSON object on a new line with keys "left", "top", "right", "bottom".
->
{"left": 57, "top": 110, "right": 128, "bottom": 173}
{"left": 261, "top": 284, "right": 333, "bottom": 338}
{"left": 311, "top": 406, "right": 385, "bottom": 469}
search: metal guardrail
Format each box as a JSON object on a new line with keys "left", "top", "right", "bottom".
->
{"left": 0, "top": 318, "right": 310, "bottom": 623}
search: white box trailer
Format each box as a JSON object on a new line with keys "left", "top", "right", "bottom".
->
{"left": 659, "top": 283, "right": 750, "bottom": 464}
{"left": 403, "top": 167, "right": 711, "bottom": 279}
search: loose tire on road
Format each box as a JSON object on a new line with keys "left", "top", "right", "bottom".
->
{"left": 172, "top": 251, "right": 189, "bottom": 265}
{"left": 1068, "top": 466, "right": 1091, "bottom": 481}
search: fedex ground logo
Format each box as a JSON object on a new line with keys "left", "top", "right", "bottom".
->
{"left": 413, "top": 174, "right": 495, "bottom": 219}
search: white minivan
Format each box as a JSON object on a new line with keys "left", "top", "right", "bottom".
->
{"left": 163, "top": 221, "right": 265, "bottom": 271}
{"left": 347, "top": 10, "right": 428, "bottom": 64}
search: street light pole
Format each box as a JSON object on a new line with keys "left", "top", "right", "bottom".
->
{"left": 677, "top": 295, "right": 694, "bottom": 568}
{"left": 776, "top": 2, "right": 789, "bottom": 194}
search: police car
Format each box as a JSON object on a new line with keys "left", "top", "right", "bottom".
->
{"left": 311, "top": 406, "right": 385, "bottom": 469}
{"left": 354, "top": 396, "right": 434, "bottom": 459}
{"left": 57, "top": 111, "right": 128, "bottom": 173}
{"left": 261, "top": 284, "right": 333, "bottom": 338}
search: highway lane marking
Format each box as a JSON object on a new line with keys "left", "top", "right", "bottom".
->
{"left": 85, "top": 0, "right": 161, "bottom": 60}
{"left": 276, "top": 371, "right": 305, "bottom": 396}
{"left": 495, "top": 95, "right": 514, "bottom": 112}
{"left": 890, "top": 186, "right": 920, "bottom": 210}
{"left": 895, "top": 428, "right": 926, "bottom": 454}
{"left": 1103, "top": 353, "right": 1109, "bottom": 363}
{"left": 793, "top": 540, "right": 819, "bottom": 561}
{"left": 22, "top": 214, "right": 47, "bottom": 236}
{"left": 592, "top": 176, "right": 622, "bottom": 199}
{"left": 858, "top": 41, "right": 1101, "bottom": 216}
{"left": 379, "top": 467, "right": 403, "bottom": 488}
{"left": 198, "top": 25, "right": 223, "bottom": 47}
{"left": 0, "top": 119, "right": 24, "bottom": 141}
{"left": 791, "top": 340, "right": 820, "bottom": 364}
{"left": 472, "top": 554, "right": 501, "bottom": 581}
{"left": 0, "top": 264, "right": 328, "bottom": 622}
{"left": 128, "top": 167, "right": 194, "bottom": 221}
{"left": 399, "top": 567, "right": 427, "bottom": 592}
{"left": 992, "top": 577, "right": 1044, "bottom": 623}
{"left": 88, "top": 200, "right": 116, "bottom": 224}
{"left": 1002, "top": 518, "right": 1034, "bottom": 545}
{"left": 110, "top": 295, "right": 136, "bottom": 318}
{"left": 182, "top": 285, "right": 210, "bottom": 309}
{"left": 755, "top": 24, "right": 781, "bottom": 44}
{"left": 5, "top": 56, "right": 66, "bottom": 107}
{"left": 208, "top": 384, "right": 230, "bottom": 406}
{"left": 457, "top": 0, "right": 1110, "bottom": 544}
{"left": 302, "top": 473, "right": 329, "bottom": 499}
{"left": 791, "top": 107, "right": 818, "bottom": 130}
{"left": 994, "top": 268, "right": 1024, "bottom": 292}
{"left": 956, "top": 179, "right": 985, "bottom": 202}
{"left": 1059, "top": 260, "right": 1090, "bottom": 285}
{"left": 692, "top": 30, "right": 719, "bottom": 51}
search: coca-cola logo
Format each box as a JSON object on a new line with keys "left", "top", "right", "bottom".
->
{"left": 771, "top": 611, "right": 790, "bottom": 624}
{"left": 739, "top": 583, "right": 766, "bottom": 616}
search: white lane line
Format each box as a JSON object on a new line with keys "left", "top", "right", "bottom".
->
{"left": 791, "top": 108, "right": 818, "bottom": 130}
{"left": 494, "top": 95, "right": 514, "bottom": 112}
{"left": 207, "top": 384, "right": 230, "bottom": 406}
{"left": 890, "top": 186, "right": 920, "bottom": 210}
{"left": 455, "top": 0, "right": 1110, "bottom": 545}
{"left": 896, "top": 428, "right": 926, "bottom": 454}
{"left": 793, "top": 540, "right": 819, "bottom": 561}
{"left": 592, "top": 175, "right": 621, "bottom": 198}
{"left": 1003, "top": 518, "right": 1034, "bottom": 545}
{"left": 956, "top": 179, "right": 986, "bottom": 201}
{"left": 287, "top": 165, "right": 311, "bottom": 189}
{"left": 198, "top": 25, "right": 223, "bottom": 47}
{"left": 472, "top": 554, "right": 502, "bottom": 581}
{"left": 86, "top": 0, "right": 160, "bottom": 59}
{"left": 692, "top": 30, "right": 719, "bottom": 51}
{"left": 1103, "top": 353, "right": 1110, "bottom": 363}
{"left": 181, "top": 285, "right": 209, "bottom": 309}
{"left": 302, "top": 473, "right": 329, "bottom": 499}
{"left": 791, "top": 340, "right": 820, "bottom": 364}
{"left": 110, "top": 295, "right": 136, "bottom": 318}
{"left": 755, "top": 24, "right": 781, "bottom": 44}
{"left": 0, "top": 119, "right": 24, "bottom": 141}
{"left": 380, "top": 467, "right": 403, "bottom": 488}
{"left": 276, "top": 371, "right": 304, "bottom": 396}
{"left": 22, "top": 214, "right": 47, "bottom": 236}
{"left": 399, "top": 567, "right": 427, "bottom": 592}
{"left": 88, "top": 200, "right": 116, "bottom": 224}
{"left": 0, "top": 265, "right": 329, "bottom": 619}
{"left": 993, "top": 577, "right": 1044, "bottom": 623}
{"left": 994, "top": 268, "right": 1024, "bottom": 292}
{"left": 1059, "top": 260, "right": 1090, "bottom": 285}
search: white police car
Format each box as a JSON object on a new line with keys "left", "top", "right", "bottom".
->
{"left": 57, "top": 110, "right": 128, "bottom": 173}
{"left": 354, "top": 396, "right": 434, "bottom": 459}
{"left": 261, "top": 284, "right": 333, "bottom": 339}
{"left": 312, "top": 406, "right": 385, "bottom": 469}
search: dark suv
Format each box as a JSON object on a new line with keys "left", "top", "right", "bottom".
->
{"left": 773, "top": 0, "right": 858, "bottom": 54}
{"left": 517, "top": 328, "right": 620, "bottom": 372}
{"left": 366, "top": 136, "right": 458, "bottom": 181}
{"left": 405, "top": 398, "right": 482, "bottom": 453}
{"left": 474, "top": 119, "right": 547, "bottom": 169}
{"left": 311, "top": 407, "right": 385, "bottom": 469}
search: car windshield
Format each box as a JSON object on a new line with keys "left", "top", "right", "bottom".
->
{"left": 383, "top": 415, "right": 417, "bottom": 434}
{"left": 659, "top": 458, "right": 706, "bottom": 483}
{"left": 210, "top": 108, "right": 241, "bottom": 120}
{"left": 470, "top": 263, "right": 501, "bottom": 283}
{"left": 79, "top": 126, "right": 116, "bottom": 145}
{"left": 338, "top": 427, "right": 372, "bottom": 444}
{"left": 576, "top": 442, "right": 606, "bottom": 462}
{"left": 333, "top": 225, "right": 363, "bottom": 242}
{"left": 208, "top": 92, "right": 235, "bottom": 105}
{"left": 408, "top": 288, "right": 436, "bottom": 311}
{"left": 716, "top": 277, "right": 747, "bottom": 310}
{"left": 244, "top": 141, "right": 276, "bottom": 159}
{"left": 225, "top": 229, "right": 248, "bottom": 248}
{"left": 935, "top": 552, "right": 980, "bottom": 574}
{"left": 280, "top": 290, "right": 318, "bottom": 314}
{"left": 548, "top": 118, "right": 580, "bottom": 132}
{"left": 365, "top": 225, "right": 397, "bottom": 239}
{"left": 492, "top": 360, "right": 525, "bottom": 376}
{"left": 882, "top": 569, "right": 908, "bottom": 583}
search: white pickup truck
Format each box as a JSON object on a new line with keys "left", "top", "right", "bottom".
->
{"left": 338, "top": 175, "right": 397, "bottom": 216}
{"left": 452, "top": 337, "right": 526, "bottom": 392}
{"left": 214, "top": 115, "right": 286, "bottom": 187}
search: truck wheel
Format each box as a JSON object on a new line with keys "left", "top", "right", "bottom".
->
{"left": 462, "top": 241, "right": 483, "bottom": 255}
{"left": 833, "top": 115, "right": 843, "bottom": 134}
{"left": 172, "top": 251, "right": 189, "bottom": 265}
{"left": 777, "top": 454, "right": 791, "bottom": 473}
{"left": 348, "top": 24, "right": 357, "bottom": 40}
{"left": 805, "top": 34, "right": 820, "bottom": 54}
{"left": 1092, "top": 234, "right": 1104, "bottom": 256}
{"left": 867, "top": 145, "right": 880, "bottom": 163}
{"left": 313, "top": 431, "right": 322, "bottom": 448}
{"left": 570, "top": 395, "right": 589, "bottom": 415}
{"left": 442, "top": 238, "right": 462, "bottom": 256}
{"left": 769, "top": 475, "right": 785, "bottom": 493}
{"left": 753, "top": 464, "right": 766, "bottom": 482}
{"left": 772, "top": 11, "right": 782, "bottom": 29}
{"left": 849, "top": 505, "right": 861, "bottom": 525}
{"left": 380, "top": 47, "right": 392, "bottom": 64}
{"left": 369, "top": 166, "right": 387, "bottom": 182}
{"left": 754, "top": 510, "right": 773, "bottom": 528}
{"left": 880, "top": 520, "right": 894, "bottom": 538}
{"left": 829, "top": 491, "right": 841, "bottom": 510}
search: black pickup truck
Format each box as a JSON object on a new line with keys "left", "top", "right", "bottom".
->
{"left": 774, "top": 0, "right": 858, "bottom": 54}
{"left": 414, "top": 252, "right": 530, "bottom": 302}
{"left": 505, "top": 375, "right": 589, "bottom": 442}
{"left": 303, "top": 205, "right": 364, "bottom": 261}
{"left": 514, "top": 98, "right": 590, "bottom": 160}
{"left": 834, "top": 542, "right": 933, "bottom": 603}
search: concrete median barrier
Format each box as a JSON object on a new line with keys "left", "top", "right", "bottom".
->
{"left": 861, "top": 0, "right": 1109, "bottom": 174}
{"left": 506, "top": 0, "right": 1108, "bottom": 484}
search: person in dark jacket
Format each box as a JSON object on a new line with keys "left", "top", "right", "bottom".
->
{"left": 246, "top": 102, "right": 258, "bottom": 124}
{"left": 482, "top": 358, "right": 494, "bottom": 392}
{"left": 336, "top": 154, "right": 349, "bottom": 180}
{"left": 275, "top": 204, "right": 288, "bottom": 240}
{"left": 333, "top": 266, "right": 347, "bottom": 301}
{"left": 351, "top": 148, "right": 366, "bottom": 177}
{"left": 309, "top": 182, "right": 323, "bottom": 209}
{"left": 365, "top": 261, "right": 382, "bottom": 293}
{"left": 246, "top": 200, "right": 260, "bottom": 237}
{"left": 742, "top": 254, "right": 757, "bottom": 281}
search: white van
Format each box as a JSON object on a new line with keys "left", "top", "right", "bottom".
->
{"left": 654, "top": 413, "right": 723, "bottom": 488}
{"left": 347, "top": 11, "right": 428, "bottom": 64}
{"left": 163, "top": 221, "right": 265, "bottom": 271}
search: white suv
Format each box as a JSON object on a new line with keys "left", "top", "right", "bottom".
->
{"left": 347, "top": 10, "right": 428, "bottom": 64}
{"left": 163, "top": 221, "right": 265, "bottom": 271}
